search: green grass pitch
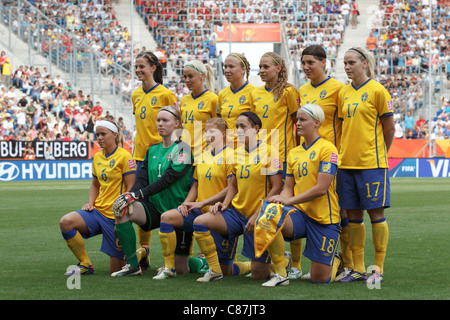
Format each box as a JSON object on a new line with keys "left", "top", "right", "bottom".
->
{"left": 0, "top": 178, "right": 449, "bottom": 302}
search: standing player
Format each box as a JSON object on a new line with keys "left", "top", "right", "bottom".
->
{"left": 251, "top": 52, "right": 299, "bottom": 280}
{"left": 296, "top": 45, "right": 351, "bottom": 281}
{"left": 110, "top": 106, "right": 193, "bottom": 277}
{"left": 217, "top": 53, "right": 255, "bottom": 145}
{"left": 258, "top": 104, "right": 342, "bottom": 286}
{"left": 60, "top": 119, "right": 136, "bottom": 275}
{"left": 180, "top": 60, "right": 217, "bottom": 162}
{"left": 251, "top": 52, "right": 299, "bottom": 178}
{"left": 155, "top": 118, "right": 250, "bottom": 280}
{"left": 193, "top": 112, "right": 283, "bottom": 282}
{"left": 132, "top": 51, "right": 177, "bottom": 268}
{"left": 337, "top": 47, "right": 395, "bottom": 283}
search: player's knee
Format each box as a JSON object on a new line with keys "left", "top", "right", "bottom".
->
{"left": 251, "top": 261, "right": 270, "bottom": 280}
{"left": 193, "top": 214, "right": 209, "bottom": 227}
{"left": 59, "top": 213, "right": 76, "bottom": 231}
{"left": 160, "top": 209, "right": 183, "bottom": 227}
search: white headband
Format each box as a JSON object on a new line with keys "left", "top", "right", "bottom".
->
{"left": 95, "top": 120, "right": 118, "bottom": 133}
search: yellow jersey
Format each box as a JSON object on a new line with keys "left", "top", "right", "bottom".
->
{"left": 193, "top": 146, "right": 234, "bottom": 213}
{"left": 232, "top": 141, "right": 282, "bottom": 218}
{"left": 337, "top": 79, "right": 393, "bottom": 169}
{"left": 286, "top": 138, "right": 339, "bottom": 224}
{"left": 132, "top": 83, "right": 177, "bottom": 161}
{"left": 217, "top": 82, "right": 255, "bottom": 137}
{"left": 299, "top": 77, "right": 344, "bottom": 148}
{"left": 180, "top": 89, "right": 218, "bottom": 162}
{"left": 92, "top": 146, "right": 136, "bottom": 219}
{"left": 251, "top": 85, "right": 299, "bottom": 163}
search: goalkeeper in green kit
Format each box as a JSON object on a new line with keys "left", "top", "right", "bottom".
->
{"left": 111, "top": 106, "right": 201, "bottom": 277}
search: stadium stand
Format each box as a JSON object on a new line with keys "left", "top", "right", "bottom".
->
{"left": 365, "top": 0, "right": 449, "bottom": 139}
{"left": 0, "top": 0, "right": 447, "bottom": 144}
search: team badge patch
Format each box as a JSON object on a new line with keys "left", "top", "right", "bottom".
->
{"left": 254, "top": 201, "right": 296, "bottom": 258}
{"left": 128, "top": 159, "right": 136, "bottom": 170}
{"left": 177, "top": 153, "right": 188, "bottom": 163}
{"left": 387, "top": 100, "right": 393, "bottom": 111}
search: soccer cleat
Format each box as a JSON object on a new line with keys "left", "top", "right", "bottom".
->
{"left": 366, "top": 270, "right": 384, "bottom": 284}
{"left": 153, "top": 267, "right": 176, "bottom": 280}
{"left": 196, "top": 269, "right": 223, "bottom": 282}
{"left": 288, "top": 267, "right": 303, "bottom": 279}
{"left": 111, "top": 264, "right": 142, "bottom": 277}
{"left": 301, "top": 271, "right": 311, "bottom": 280}
{"left": 335, "top": 268, "right": 352, "bottom": 282}
{"left": 64, "top": 263, "right": 94, "bottom": 276}
{"left": 262, "top": 273, "right": 289, "bottom": 287}
{"left": 339, "top": 270, "right": 367, "bottom": 282}
{"left": 138, "top": 245, "right": 150, "bottom": 271}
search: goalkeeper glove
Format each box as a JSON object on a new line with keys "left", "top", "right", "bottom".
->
{"left": 112, "top": 190, "right": 144, "bottom": 218}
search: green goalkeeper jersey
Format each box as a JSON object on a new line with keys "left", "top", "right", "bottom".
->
{"left": 132, "top": 139, "right": 193, "bottom": 213}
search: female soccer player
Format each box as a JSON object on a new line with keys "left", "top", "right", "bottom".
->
{"left": 132, "top": 51, "right": 177, "bottom": 265}
{"left": 337, "top": 47, "right": 395, "bottom": 284}
{"left": 252, "top": 52, "right": 300, "bottom": 281}
{"left": 60, "top": 119, "right": 136, "bottom": 275}
{"left": 180, "top": 60, "right": 218, "bottom": 162}
{"left": 193, "top": 112, "right": 283, "bottom": 282}
{"left": 155, "top": 117, "right": 250, "bottom": 280}
{"left": 251, "top": 52, "right": 299, "bottom": 178}
{"left": 110, "top": 106, "right": 193, "bottom": 277}
{"left": 296, "top": 45, "right": 351, "bottom": 281}
{"left": 258, "top": 104, "right": 342, "bottom": 286}
{"left": 217, "top": 53, "right": 255, "bottom": 144}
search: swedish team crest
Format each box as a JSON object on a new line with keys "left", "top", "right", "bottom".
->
{"left": 198, "top": 101, "right": 205, "bottom": 110}
{"left": 361, "top": 92, "right": 368, "bottom": 102}
{"left": 109, "top": 159, "right": 115, "bottom": 168}
{"left": 320, "top": 90, "right": 327, "bottom": 99}
{"left": 309, "top": 150, "right": 316, "bottom": 160}
{"left": 151, "top": 96, "right": 157, "bottom": 105}
{"left": 254, "top": 201, "right": 296, "bottom": 258}
{"left": 239, "top": 95, "right": 246, "bottom": 104}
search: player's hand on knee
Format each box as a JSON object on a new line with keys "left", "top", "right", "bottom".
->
{"left": 113, "top": 191, "right": 142, "bottom": 218}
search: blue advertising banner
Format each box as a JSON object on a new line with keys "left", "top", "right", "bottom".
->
{"left": 389, "top": 158, "right": 450, "bottom": 178}
{"left": 0, "top": 160, "right": 92, "bottom": 182}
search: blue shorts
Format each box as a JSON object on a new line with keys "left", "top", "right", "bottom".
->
{"left": 336, "top": 168, "right": 390, "bottom": 210}
{"left": 221, "top": 207, "right": 270, "bottom": 263}
{"left": 286, "top": 209, "right": 340, "bottom": 266}
{"left": 77, "top": 209, "right": 124, "bottom": 259}
{"left": 182, "top": 208, "right": 239, "bottom": 265}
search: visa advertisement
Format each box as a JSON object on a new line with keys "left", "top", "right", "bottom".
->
{"left": 388, "top": 158, "right": 450, "bottom": 178}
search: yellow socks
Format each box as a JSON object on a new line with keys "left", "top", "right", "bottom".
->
{"left": 158, "top": 223, "right": 177, "bottom": 271}
{"left": 233, "top": 261, "right": 251, "bottom": 275}
{"left": 62, "top": 229, "right": 92, "bottom": 267}
{"left": 347, "top": 220, "right": 366, "bottom": 274}
{"left": 372, "top": 218, "right": 389, "bottom": 274}
{"left": 267, "top": 233, "right": 287, "bottom": 277}
{"left": 137, "top": 227, "right": 152, "bottom": 247}
{"left": 289, "top": 238, "right": 302, "bottom": 271}
{"left": 340, "top": 217, "right": 354, "bottom": 270}
{"left": 193, "top": 224, "right": 222, "bottom": 274}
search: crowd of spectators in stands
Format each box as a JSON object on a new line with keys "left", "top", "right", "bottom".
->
{"left": 365, "top": 1, "right": 449, "bottom": 113}
{"left": 2, "top": 0, "right": 133, "bottom": 74}
{"left": 1, "top": 0, "right": 448, "bottom": 145}
{"left": 136, "top": 0, "right": 357, "bottom": 76}
{"left": 0, "top": 52, "right": 134, "bottom": 144}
